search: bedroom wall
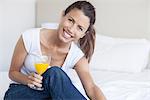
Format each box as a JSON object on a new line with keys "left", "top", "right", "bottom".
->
{"left": 147, "top": 0, "right": 150, "bottom": 39}
{"left": 0, "top": 0, "right": 36, "bottom": 71}
{"left": 95, "top": 0, "right": 147, "bottom": 38}
{"left": 36, "top": 0, "right": 149, "bottom": 39}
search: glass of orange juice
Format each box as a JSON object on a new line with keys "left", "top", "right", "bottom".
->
{"left": 33, "top": 53, "right": 51, "bottom": 90}
{"left": 34, "top": 55, "right": 50, "bottom": 75}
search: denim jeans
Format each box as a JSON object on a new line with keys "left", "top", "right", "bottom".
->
{"left": 4, "top": 66, "right": 87, "bottom": 100}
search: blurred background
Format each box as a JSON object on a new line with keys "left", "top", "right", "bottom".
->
{"left": 0, "top": 0, "right": 150, "bottom": 71}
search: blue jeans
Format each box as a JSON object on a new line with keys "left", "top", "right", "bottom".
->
{"left": 4, "top": 66, "right": 87, "bottom": 100}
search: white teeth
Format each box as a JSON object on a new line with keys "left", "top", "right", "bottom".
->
{"left": 64, "top": 31, "right": 71, "bottom": 38}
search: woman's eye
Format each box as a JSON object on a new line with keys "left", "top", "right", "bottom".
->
{"left": 79, "top": 27, "right": 83, "bottom": 32}
{"left": 68, "top": 18, "right": 73, "bottom": 22}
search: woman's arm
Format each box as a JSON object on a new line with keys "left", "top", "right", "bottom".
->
{"left": 74, "top": 57, "right": 106, "bottom": 100}
{"left": 9, "top": 36, "right": 42, "bottom": 87}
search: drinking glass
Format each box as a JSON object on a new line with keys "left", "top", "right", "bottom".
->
{"left": 32, "top": 53, "right": 51, "bottom": 90}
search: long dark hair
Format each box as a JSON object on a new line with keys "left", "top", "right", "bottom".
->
{"left": 64, "top": 1, "right": 96, "bottom": 62}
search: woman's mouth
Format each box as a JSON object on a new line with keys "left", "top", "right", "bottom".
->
{"left": 63, "top": 29, "right": 72, "bottom": 39}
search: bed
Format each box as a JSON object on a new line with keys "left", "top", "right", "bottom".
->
{"left": 1, "top": 67, "right": 150, "bottom": 100}
{"left": 89, "top": 34, "right": 150, "bottom": 100}
{"left": 1, "top": 32, "right": 150, "bottom": 100}
{"left": 0, "top": 72, "right": 10, "bottom": 99}
{"left": 91, "top": 69, "right": 150, "bottom": 100}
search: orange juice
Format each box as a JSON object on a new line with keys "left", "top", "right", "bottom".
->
{"left": 34, "top": 63, "right": 49, "bottom": 75}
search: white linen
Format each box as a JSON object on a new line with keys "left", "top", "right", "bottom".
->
{"left": 0, "top": 72, "right": 10, "bottom": 99}
{"left": 91, "top": 69, "right": 150, "bottom": 84}
{"left": 90, "top": 34, "right": 150, "bottom": 73}
{"left": 90, "top": 69, "right": 150, "bottom": 100}
{"left": 101, "top": 80, "right": 150, "bottom": 100}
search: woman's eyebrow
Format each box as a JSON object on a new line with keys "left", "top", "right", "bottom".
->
{"left": 69, "top": 16, "right": 86, "bottom": 30}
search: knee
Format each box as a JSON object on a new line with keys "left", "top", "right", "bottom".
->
{"left": 48, "top": 66, "right": 62, "bottom": 74}
{"left": 49, "top": 66, "right": 61, "bottom": 71}
{"left": 43, "top": 66, "right": 68, "bottom": 86}
{"left": 43, "top": 66, "right": 65, "bottom": 77}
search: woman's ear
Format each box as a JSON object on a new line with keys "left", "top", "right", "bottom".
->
{"left": 61, "top": 10, "right": 65, "bottom": 17}
{"left": 59, "top": 10, "right": 65, "bottom": 22}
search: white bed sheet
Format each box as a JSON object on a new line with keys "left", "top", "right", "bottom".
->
{"left": 0, "top": 72, "right": 10, "bottom": 99}
{"left": 91, "top": 69, "right": 150, "bottom": 100}
{"left": 91, "top": 69, "right": 150, "bottom": 84}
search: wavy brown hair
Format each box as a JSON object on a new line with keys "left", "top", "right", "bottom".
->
{"left": 64, "top": 1, "right": 96, "bottom": 62}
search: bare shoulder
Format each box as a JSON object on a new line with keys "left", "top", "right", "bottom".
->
{"left": 15, "top": 36, "right": 26, "bottom": 51}
{"left": 10, "top": 36, "right": 27, "bottom": 71}
{"left": 75, "top": 57, "right": 89, "bottom": 72}
{"left": 76, "top": 57, "right": 89, "bottom": 67}
{"left": 13, "top": 36, "right": 27, "bottom": 60}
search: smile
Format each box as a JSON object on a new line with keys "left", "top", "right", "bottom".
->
{"left": 63, "top": 29, "right": 72, "bottom": 39}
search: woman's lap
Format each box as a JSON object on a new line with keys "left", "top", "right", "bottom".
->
{"left": 4, "top": 83, "right": 50, "bottom": 100}
{"left": 4, "top": 66, "right": 87, "bottom": 100}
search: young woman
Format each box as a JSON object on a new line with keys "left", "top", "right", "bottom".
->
{"left": 4, "top": 1, "right": 106, "bottom": 100}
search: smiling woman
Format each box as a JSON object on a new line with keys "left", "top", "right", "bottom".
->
{"left": 57, "top": 8, "right": 90, "bottom": 45}
{"left": 4, "top": 1, "right": 106, "bottom": 100}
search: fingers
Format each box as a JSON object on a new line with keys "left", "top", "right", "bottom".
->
{"left": 33, "top": 73, "right": 43, "bottom": 80}
{"left": 28, "top": 73, "right": 43, "bottom": 88}
{"left": 27, "top": 83, "right": 35, "bottom": 88}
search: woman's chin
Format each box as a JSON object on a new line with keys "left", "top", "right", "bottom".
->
{"left": 59, "top": 36, "right": 72, "bottom": 44}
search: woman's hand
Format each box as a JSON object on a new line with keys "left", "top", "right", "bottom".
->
{"left": 27, "top": 73, "right": 43, "bottom": 88}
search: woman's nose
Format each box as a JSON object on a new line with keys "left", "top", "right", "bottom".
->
{"left": 68, "top": 24, "right": 76, "bottom": 33}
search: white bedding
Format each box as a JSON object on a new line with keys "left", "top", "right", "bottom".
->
{"left": 101, "top": 80, "right": 150, "bottom": 100}
{"left": 1, "top": 70, "right": 150, "bottom": 100}
{"left": 91, "top": 69, "right": 150, "bottom": 84}
{"left": 91, "top": 69, "right": 150, "bottom": 100}
{"left": 0, "top": 72, "right": 10, "bottom": 99}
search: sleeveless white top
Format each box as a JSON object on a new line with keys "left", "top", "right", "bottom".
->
{"left": 20, "top": 28, "right": 89, "bottom": 99}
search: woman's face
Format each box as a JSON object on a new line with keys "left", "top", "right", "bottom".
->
{"left": 57, "top": 8, "right": 90, "bottom": 43}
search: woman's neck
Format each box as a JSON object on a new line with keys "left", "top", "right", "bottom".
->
{"left": 42, "top": 29, "right": 71, "bottom": 53}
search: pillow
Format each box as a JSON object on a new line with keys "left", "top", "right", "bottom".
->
{"left": 41, "top": 22, "right": 58, "bottom": 29}
{"left": 147, "top": 56, "right": 150, "bottom": 69}
{"left": 90, "top": 34, "right": 150, "bottom": 73}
